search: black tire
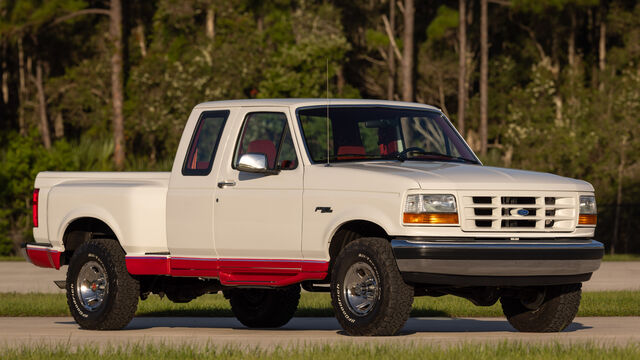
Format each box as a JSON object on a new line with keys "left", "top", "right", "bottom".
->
{"left": 226, "top": 284, "right": 300, "bottom": 328}
{"left": 330, "top": 237, "right": 414, "bottom": 336}
{"left": 500, "top": 283, "right": 582, "bottom": 332}
{"left": 66, "top": 239, "right": 139, "bottom": 330}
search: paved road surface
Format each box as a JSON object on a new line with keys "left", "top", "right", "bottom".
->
{"left": 1, "top": 316, "right": 638, "bottom": 348}
{"left": 1, "top": 261, "right": 639, "bottom": 293}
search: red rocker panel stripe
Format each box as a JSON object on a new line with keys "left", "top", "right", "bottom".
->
{"left": 125, "top": 256, "right": 171, "bottom": 275}
{"left": 26, "top": 245, "right": 62, "bottom": 269}
{"left": 125, "top": 256, "right": 328, "bottom": 286}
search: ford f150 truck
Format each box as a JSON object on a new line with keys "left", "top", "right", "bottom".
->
{"left": 24, "top": 99, "right": 603, "bottom": 335}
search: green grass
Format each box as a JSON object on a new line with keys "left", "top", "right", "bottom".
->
{"left": 1, "top": 291, "right": 639, "bottom": 318}
{"left": 0, "top": 342, "right": 639, "bottom": 359}
{"left": 0, "top": 256, "right": 25, "bottom": 261}
{"left": 602, "top": 253, "right": 640, "bottom": 261}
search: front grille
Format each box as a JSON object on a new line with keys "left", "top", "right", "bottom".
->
{"left": 460, "top": 192, "right": 577, "bottom": 232}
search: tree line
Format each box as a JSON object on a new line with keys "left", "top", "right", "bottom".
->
{"left": 0, "top": 0, "right": 639, "bottom": 255}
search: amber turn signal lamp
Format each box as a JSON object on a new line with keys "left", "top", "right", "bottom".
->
{"left": 578, "top": 214, "right": 597, "bottom": 225}
{"left": 403, "top": 213, "right": 459, "bottom": 224}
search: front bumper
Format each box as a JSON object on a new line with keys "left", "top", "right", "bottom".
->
{"left": 391, "top": 238, "right": 603, "bottom": 287}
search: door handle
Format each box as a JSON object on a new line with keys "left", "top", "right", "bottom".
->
{"left": 217, "top": 181, "right": 236, "bottom": 188}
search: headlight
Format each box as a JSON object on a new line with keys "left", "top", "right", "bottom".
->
{"left": 578, "top": 195, "right": 597, "bottom": 225}
{"left": 403, "top": 194, "right": 459, "bottom": 224}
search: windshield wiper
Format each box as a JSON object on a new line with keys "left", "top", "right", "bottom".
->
{"left": 451, "top": 156, "right": 480, "bottom": 164}
{"left": 395, "top": 148, "right": 479, "bottom": 164}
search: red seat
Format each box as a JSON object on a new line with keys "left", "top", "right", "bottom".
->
{"left": 196, "top": 161, "right": 210, "bottom": 169}
{"left": 337, "top": 146, "right": 366, "bottom": 160}
{"left": 247, "top": 140, "right": 276, "bottom": 168}
{"left": 379, "top": 141, "right": 399, "bottom": 155}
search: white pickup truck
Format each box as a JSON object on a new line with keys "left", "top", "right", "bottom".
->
{"left": 24, "top": 99, "right": 603, "bottom": 335}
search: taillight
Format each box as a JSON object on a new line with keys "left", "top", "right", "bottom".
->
{"left": 32, "top": 189, "right": 39, "bottom": 227}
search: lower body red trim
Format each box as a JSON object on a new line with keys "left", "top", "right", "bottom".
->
{"left": 125, "top": 256, "right": 328, "bottom": 287}
{"left": 26, "top": 245, "right": 62, "bottom": 269}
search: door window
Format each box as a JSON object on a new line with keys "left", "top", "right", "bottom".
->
{"left": 234, "top": 112, "right": 298, "bottom": 170}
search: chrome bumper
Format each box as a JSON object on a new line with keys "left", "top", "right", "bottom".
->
{"left": 392, "top": 238, "right": 603, "bottom": 278}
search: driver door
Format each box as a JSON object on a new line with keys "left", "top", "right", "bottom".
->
{"left": 214, "top": 109, "right": 303, "bottom": 260}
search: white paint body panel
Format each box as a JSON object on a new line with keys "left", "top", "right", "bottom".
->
{"left": 213, "top": 107, "right": 304, "bottom": 259}
{"left": 35, "top": 172, "right": 169, "bottom": 255}
{"left": 33, "top": 99, "right": 596, "bottom": 264}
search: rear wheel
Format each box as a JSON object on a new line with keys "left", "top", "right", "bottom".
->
{"left": 501, "top": 283, "right": 582, "bottom": 332}
{"left": 66, "top": 239, "right": 139, "bottom": 330}
{"left": 330, "top": 237, "right": 414, "bottom": 336}
{"left": 226, "top": 285, "right": 300, "bottom": 328}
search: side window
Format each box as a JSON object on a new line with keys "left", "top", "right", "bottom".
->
{"left": 234, "top": 112, "right": 298, "bottom": 170}
{"left": 182, "top": 110, "right": 229, "bottom": 176}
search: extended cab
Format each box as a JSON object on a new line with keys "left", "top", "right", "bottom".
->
{"left": 24, "top": 99, "right": 603, "bottom": 335}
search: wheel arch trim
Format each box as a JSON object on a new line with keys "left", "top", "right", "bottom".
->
{"left": 57, "top": 209, "right": 124, "bottom": 253}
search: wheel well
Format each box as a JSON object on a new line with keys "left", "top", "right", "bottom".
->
{"left": 62, "top": 218, "right": 118, "bottom": 263}
{"left": 328, "top": 220, "right": 389, "bottom": 274}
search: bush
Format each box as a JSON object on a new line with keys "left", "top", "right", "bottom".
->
{"left": 0, "top": 133, "right": 76, "bottom": 255}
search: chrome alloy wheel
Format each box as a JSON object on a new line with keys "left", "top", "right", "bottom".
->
{"left": 343, "top": 262, "right": 380, "bottom": 316}
{"left": 76, "top": 261, "right": 108, "bottom": 312}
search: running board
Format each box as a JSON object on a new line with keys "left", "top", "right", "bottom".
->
{"left": 53, "top": 280, "right": 66, "bottom": 289}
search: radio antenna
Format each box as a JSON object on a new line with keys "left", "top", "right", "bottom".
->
{"left": 325, "top": 58, "right": 331, "bottom": 167}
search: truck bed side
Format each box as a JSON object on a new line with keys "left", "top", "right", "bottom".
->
{"left": 34, "top": 171, "right": 170, "bottom": 256}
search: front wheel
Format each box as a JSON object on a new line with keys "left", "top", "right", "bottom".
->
{"left": 66, "top": 239, "right": 140, "bottom": 330}
{"left": 501, "top": 283, "right": 582, "bottom": 332}
{"left": 330, "top": 237, "right": 414, "bottom": 336}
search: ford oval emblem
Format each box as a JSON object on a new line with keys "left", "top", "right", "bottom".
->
{"left": 517, "top": 209, "right": 529, "bottom": 216}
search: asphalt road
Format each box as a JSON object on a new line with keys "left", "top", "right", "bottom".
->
{"left": 2, "top": 261, "right": 638, "bottom": 349}
{"left": 1, "top": 261, "right": 639, "bottom": 293}
{"left": 1, "top": 316, "right": 639, "bottom": 348}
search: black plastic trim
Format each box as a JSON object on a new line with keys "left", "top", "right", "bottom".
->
{"left": 402, "top": 272, "right": 593, "bottom": 287}
{"left": 23, "top": 242, "right": 53, "bottom": 248}
{"left": 393, "top": 246, "right": 603, "bottom": 261}
{"left": 392, "top": 236, "right": 594, "bottom": 242}
{"left": 145, "top": 251, "right": 170, "bottom": 255}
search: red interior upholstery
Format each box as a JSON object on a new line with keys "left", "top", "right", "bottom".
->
{"left": 248, "top": 140, "right": 276, "bottom": 168}
{"left": 379, "top": 141, "right": 399, "bottom": 156}
{"left": 196, "top": 161, "right": 210, "bottom": 169}
{"left": 337, "top": 146, "right": 366, "bottom": 155}
{"left": 337, "top": 146, "right": 366, "bottom": 160}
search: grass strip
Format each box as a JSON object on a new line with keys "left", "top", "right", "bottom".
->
{"left": 1, "top": 291, "right": 638, "bottom": 318}
{"left": 0, "top": 342, "right": 639, "bottom": 360}
{"left": 0, "top": 256, "right": 25, "bottom": 261}
{"left": 602, "top": 253, "right": 640, "bottom": 261}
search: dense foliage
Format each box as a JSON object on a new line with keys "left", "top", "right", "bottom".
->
{"left": 0, "top": 0, "right": 638, "bottom": 255}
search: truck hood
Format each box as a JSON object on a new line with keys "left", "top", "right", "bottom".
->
{"left": 331, "top": 161, "right": 593, "bottom": 192}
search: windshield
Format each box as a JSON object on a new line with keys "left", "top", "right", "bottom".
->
{"left": 297, "top": 106, "right": 479, "bottom": 164}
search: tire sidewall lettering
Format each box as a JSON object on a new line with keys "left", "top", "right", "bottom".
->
{"left": 69, "top": 282, "right": 89, "bottom": 318}
{"left": 335, "top": 283, "right": 355, "bottom": 323}
{"left": 68, "top": 248, "right": 111, "bottom": 321}
{"left": 337, "top": 249, "right": 383, "bottom": 325}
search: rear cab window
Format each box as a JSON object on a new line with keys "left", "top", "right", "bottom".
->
{"left": 182, "top": 110, "right": 230, "bottom": 176}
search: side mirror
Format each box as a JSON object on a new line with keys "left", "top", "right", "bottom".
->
{"left": 237, "top": 153, "right": 280, "bottom": 175}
